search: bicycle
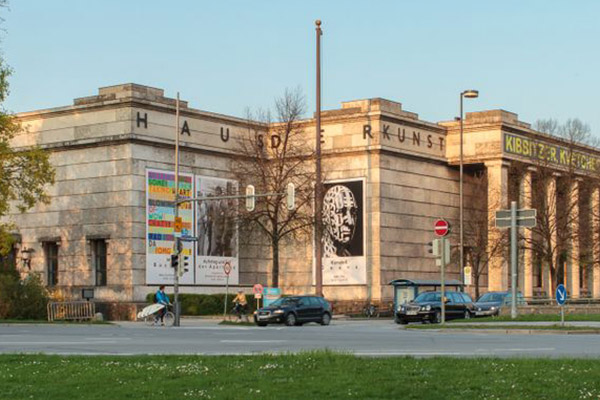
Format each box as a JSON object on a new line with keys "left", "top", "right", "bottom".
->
{"left": 363, "top": 303, "right": 379, "bottom": 318}
{"left": 143, "top": 303, "right": 175, "bottom": 327}
{"left": 227, "top": 302, "right": 249, "bottom": 322}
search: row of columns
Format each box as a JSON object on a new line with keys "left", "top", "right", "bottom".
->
{"left": 485, "top": 159, "right": 600, "bottom": 298}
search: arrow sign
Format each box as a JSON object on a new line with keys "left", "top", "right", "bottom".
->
{"left": 556, "top": 284, "right": 567, "bottom": 306}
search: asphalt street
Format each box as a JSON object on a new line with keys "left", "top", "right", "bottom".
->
{"left": 1, "top": 319, "right": 600, "bottom": 358}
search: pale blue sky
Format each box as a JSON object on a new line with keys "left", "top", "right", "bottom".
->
{"left": 2, "top": 1, "right": 599, "bottom": 134}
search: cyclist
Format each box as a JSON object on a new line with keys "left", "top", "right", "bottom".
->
{"left": 232, "top": 290, "right": 248, "bottom": 321}
{"left": 154, "top": 285, "right": 171, "bottom": 325}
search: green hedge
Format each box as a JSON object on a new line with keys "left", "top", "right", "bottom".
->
{"left": 0, "top": 270, "right": 49, "bottom": 320}
{"left": 145, "top": 292, "right": 260, "bottom": 316}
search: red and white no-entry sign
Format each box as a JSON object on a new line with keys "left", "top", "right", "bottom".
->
{"left": 434, "top": 219, "right": 450, "bottom": 237}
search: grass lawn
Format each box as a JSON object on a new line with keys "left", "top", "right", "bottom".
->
{"left": 2, "top": 352, "right": 600, "bottom": 399}
{"left": 406, "top": 324, "right": 600, "bottom": 332}
{"left": 451, "top": 314, "right": 600, "bottom": 323}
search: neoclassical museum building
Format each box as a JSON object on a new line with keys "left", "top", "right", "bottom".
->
{"left": 4, "top": 83, "right": 600, "bottom": 308}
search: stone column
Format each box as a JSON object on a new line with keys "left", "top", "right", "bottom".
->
{"left": 569, "top": 179, "right": 581, "bottom": 298}
{"left": 544, "top": 175, "right": 558, "bottom": 296}
{"left": 520, "top": 167, "right": 535, "bottom": 298}
{"left": 485, "top": 160, "right": 510, "bottom": 292}
{"left": 592, "top": 187, "right": 600, "bottom": 298}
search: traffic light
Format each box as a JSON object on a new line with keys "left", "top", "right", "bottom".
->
{"left": 245, "top": 185, "right": 255, "bottom": 212}
{"left": 170, "top": 254, "right": 179, "bottom": 269}
{"left": 178, "top": 255, "right": 190, "bottom": 277}
{"left": 286, "top": 182, "right": 295, "bottom": 210}
{"left": 427, "top": 239, "right": 441, "bottom": 257}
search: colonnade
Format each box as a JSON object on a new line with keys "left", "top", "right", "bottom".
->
{"left": 485, "top": 159, "right": 600, "bottom": 299}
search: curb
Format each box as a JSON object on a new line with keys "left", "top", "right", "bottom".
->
{"left": 410, "top": 328, "right": 600, "bottom": 335}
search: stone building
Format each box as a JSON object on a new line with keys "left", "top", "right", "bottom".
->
{"left": 5, "top": 83, "right": 600, "bottom": 310}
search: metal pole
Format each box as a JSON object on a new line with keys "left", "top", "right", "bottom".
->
{"left": 223, "top": 274, "right": 229, "bottom": 318}
{"left": 441, "top": 237, "right": 446, "bottom": 325}
{"left": 511, "top": 200, "right": 518, "bottom": 319}
{"left": 173, "top": 92, "right": 181, "bottom": 327}
{"left": 459, "top": 93, "right": 464, "bottom": 284}
{"left": 315, "top": 20, "right": 323, "bottom": 297}
{"left": 561, "top": 306, "right": 564, "bottom": 327}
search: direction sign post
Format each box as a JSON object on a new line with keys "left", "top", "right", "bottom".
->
{"left": 495, "top": 203, "right": 537, "bottom": 319}
{"left": 556, "top": 284, "right": 567, "bottom": 327}
{"left": 253, "top": 284, "right": 264, "bottom": 309}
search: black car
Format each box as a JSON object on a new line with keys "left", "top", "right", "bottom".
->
{"left": 474, "top": 291, "right": 526, "bottom": 317}
{"left": 253, "top": 295, "right": 332, "bottom": 327}
{"left": 394, "top": 291, "right": 475, "bottom": 324}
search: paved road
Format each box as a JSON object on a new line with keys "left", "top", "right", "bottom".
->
{"left": 1, "top": 319, "right": 600, "bottom": 358}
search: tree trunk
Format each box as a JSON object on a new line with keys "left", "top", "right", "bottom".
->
{"left": 271, "top": 237, "right": 279, "bottom": 288}
{"left": 474, "top": 267, "right": 481, "bottom": 300}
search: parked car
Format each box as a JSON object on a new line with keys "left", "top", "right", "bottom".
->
{"left": 253, "top": 295, "right": 332, "bottom": 327}
{"left": 474, "top": 291, "right": 526, "bottom": 317}
{"left": 394, "top": 291, "right": 475, "bottom": 324}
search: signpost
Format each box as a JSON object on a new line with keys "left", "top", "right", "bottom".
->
{"left": 556, "top": 283, "right": 567, "bottom": 327}
{"left": 431, "top": 219, "right": 450, "bottom": 324}
{"left": 495, "top": 202, "right": 537, "bottom": 320}
{"left": 223, "top": 262, "right": 232, "bottom": 318}
{"left": 253, "top": 284, "right": 264, "bottom": 310}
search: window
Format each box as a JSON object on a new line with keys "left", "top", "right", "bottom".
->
{"left": 45, "top": 242, "right": 59, "bottom": 286}
{"left": 460, "top": 293, "right": 473, "bottom": 303}
{"left": 91, "top": 239, "right": 107, "bottom": 286}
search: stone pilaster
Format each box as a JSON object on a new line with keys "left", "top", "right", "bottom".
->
{"left": 569, "top": 179, "right": 581, "bottom": 298}
{"left": 520, "top": 167, "right": 535, "bottom": 298}
{"left": 486, "top": 160, "right": 510, "bottom": 292}
{"left": 592, "top": 187, "right": 600, "bottom": 298}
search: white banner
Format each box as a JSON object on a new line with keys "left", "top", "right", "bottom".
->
{"left": 194, "top": 176, "right": 239, "bottom": 285}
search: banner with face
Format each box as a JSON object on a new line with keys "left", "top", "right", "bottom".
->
{"left": 318, "top": 179, "right": 366, "bottom": 285}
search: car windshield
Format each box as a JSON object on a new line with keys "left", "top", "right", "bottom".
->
{"left": 478, "top": 293, "right": 505, "bottom": 302}
{"left": 414, "top": 292, "right": 441, "bottom": 302}
{"left": 269, "top": 297, "right": 300, "bottom": 307}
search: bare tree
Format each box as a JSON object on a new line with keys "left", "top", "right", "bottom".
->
{"left": 464, "top": 170, "right": 507, "bottom": 299}
{"left": 233, "top": 88, "right": 315, "bottom": 287}
{"left": 520, "top": 118, "right": 593, "bottom": 294}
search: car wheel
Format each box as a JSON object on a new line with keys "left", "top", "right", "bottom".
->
{"left": 464, "top": 310, "right": 471, "bottom": 320}
{"left": 321, "top": 313, "right": 331, "bottom": 326}
{"left": 285, "top": 313, "right": 297, "bottom": 327}
{"left": 433, "top": 310, "right": 442, "bottom": 324}
{"left": 256, "top": 322, "right": 267, "bottom": 327}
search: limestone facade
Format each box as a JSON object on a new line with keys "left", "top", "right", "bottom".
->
{"left": 5, "top": 83, "right": 600, "bottom": 304}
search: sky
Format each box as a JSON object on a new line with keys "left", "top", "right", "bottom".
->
{"left": 2, "top": 1, "right": 599, "bottom": 135}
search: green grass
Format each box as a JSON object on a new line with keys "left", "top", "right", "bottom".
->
{"left": 2, "top": 352, "right": 600, "bottom": 399}
{"left": 451, "top": 314, "right": 600, "bottom": 323}
{"left": 407, "top": 324, "right": 600, "bottom": 332}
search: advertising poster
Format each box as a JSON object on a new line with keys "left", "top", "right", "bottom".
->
{"left": 146, "top": 168, "right": 195, "bottom": 285}
{"left": 317, "top": 178, "right": 366, "bottom": 285}
{"left": 195, "top": 176, "right": 239, "bottom": 285}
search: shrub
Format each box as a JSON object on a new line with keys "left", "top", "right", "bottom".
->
{"left": 144, "top": 292, "right": 258, "bottom": 316}
{"left": 0, "top": 271, "right": 48, "bottom": 320}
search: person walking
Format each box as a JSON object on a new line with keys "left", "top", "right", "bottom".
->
{"left": 154, "top": 285, "right": 171, "bottom": 325}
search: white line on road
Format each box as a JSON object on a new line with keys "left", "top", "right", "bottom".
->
{"left": 0, "top": 341, "right": 118, "bottom": 345}
{"left": 220, "top": 340, "right": 287, "bottom": 344}
{"left": 491, "top": 348, "right": 556, "bottom": 352}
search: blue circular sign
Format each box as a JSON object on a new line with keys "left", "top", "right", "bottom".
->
{"left": 556, "top": 284, "right": 567, "bottom": 306}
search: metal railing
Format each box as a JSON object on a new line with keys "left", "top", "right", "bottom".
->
{"left": 47, "top": 301, "right": 95, "bottom": 322}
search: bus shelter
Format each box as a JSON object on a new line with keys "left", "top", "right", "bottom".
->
{"left": 389, "top": 279, "right": 465, "bottom": 312}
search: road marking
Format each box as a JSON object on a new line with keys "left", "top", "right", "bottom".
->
{"left": 492, "top": 348, "right": 555, "bottom": 352}
{"left": 220, "top": 340, "right": 287, "bottom": 344}
{"left": 0, "top": 341, "right": 118, "bottom": 345}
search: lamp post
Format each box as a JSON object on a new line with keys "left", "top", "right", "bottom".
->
{"left": 315, "top": 20, "right": 323, "bottom": 297}
{"left": 459, "top": 90, "right": 479, "bottom": 285}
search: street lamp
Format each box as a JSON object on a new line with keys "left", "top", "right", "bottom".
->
{"left": 460, "top": 89, "right": 479, "bottom": 285}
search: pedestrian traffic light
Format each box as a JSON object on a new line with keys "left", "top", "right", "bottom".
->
{"left": 170, "top": 254, "right": 179, "bottom": 269}
{"left": 245, "top": 185, "right": 255, "bottom": 212}
{"left": 178, "top": 255, "right": 190, "bottom": 277}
